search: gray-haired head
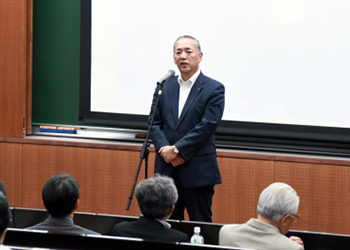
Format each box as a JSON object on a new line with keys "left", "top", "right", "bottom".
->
{"left": 173, "top": 35, "right": 201, "bottom": 53}
{"left": 136, "top": 174, "right": 178, "bottom": 219}
{"left": 257, "top": 182, "right": 299, "bottom": 222}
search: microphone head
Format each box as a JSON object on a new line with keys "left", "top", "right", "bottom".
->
{"left": 168, "top": 69, "right": 175, "bottom": 76}
{"left": 158, "top": 70, "right": 176, "bottom": 85}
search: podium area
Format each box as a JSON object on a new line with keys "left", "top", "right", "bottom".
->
{"left": 1, "top": 2, "right": 350, "bottom": 247}
{"left": 1, "top": 137, "right": 350, "bottom": 235}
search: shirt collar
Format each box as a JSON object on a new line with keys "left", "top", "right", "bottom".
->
{"left": 247, "top": 218, "right": 280, "bottom": 234}
{"left": 140, "top": 214, "right": 171, "bottom": 229}
{"left": 48, "top": 216, "right": 74, "bottom": 223}
{"left": 178, "top": 69, "right": 201, "bottom": 85}
{"left": 155, "top": 218, "right": 171, "bottom": 229}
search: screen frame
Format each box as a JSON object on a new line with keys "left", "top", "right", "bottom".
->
{"left": 79, "top": 0, "right": 350, "bottom": 157}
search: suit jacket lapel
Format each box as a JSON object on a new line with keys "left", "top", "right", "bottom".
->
{"left": 166, "top": 77, "right": 180, "bottom": 123}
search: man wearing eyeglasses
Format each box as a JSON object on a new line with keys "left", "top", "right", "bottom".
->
{"left": 219, "top": 182, "right": 304, "bottom": 250}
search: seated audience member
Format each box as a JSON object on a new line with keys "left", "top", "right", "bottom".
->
{"left": 0, "top": 192, "right": 11, "bottom": 250}
{"left": 219, "top": 182, "right": 304, "bottom": 250}
{"left": 112, "top": 174, "right": 189, "bottom": 242}
{"left": 27, "top": 174, "right": 99, "bottom": 235}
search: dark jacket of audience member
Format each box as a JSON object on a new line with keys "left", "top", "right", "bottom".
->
{"left": 0, "top": 191, "right": 11, "bottom": 249}
{"left": 112, "top": 175, "right": 189, "bottom": 242}
{"left": 26, "top": 174, "right": 99, "bottom": 235}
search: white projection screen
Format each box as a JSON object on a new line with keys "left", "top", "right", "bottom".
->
{"left": 80, "top": 0, "right": 350, "bottom": 156}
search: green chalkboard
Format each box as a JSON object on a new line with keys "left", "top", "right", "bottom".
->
{"left": 32, "top": 0, "right": 80, "bottom": 125}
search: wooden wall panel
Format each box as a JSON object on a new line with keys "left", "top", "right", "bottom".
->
{"left": 20, "top": 143, "right": 277, "bottom": 225}
{"left": 0, "top": 142, "right": 23, "bottom": 206}
{"left": 26, "top": 0, "right": 33, "bottom": 134}
{"left": 212, "top": 157, "right": 274, "bottom": 224}
{"left": 22, "top": 144, "right": 155, "bottom": 216}
{"left": 3, "top": 137, "right": 350, "bottom": 234}
{"left": 0, "top": 0, "right": 29, "bottom": 137}
{"left": 275, "top": 161, "right": 350, "bottom": 235}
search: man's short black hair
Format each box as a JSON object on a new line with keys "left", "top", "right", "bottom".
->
{"left": 0, "top": 192, "right": 10, "bottom": 235}
{"left": 42, "top": 174, "right": 80, "bottom": 217}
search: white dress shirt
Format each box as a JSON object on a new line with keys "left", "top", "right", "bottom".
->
{"left": 177, "top": 69, "right": 201, "bottom": 118}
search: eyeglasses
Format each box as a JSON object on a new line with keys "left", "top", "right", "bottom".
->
{"left": 290, "top": 213, "right": 301, "bottom": 223}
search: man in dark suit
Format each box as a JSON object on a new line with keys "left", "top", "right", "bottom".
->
{"left": 112, "top": 175, "right": 189, "bottom": 242}
{"left": 149, "top": 35, "right": 225, "bottom": 222}
{"left": 26, "top": 174, "right": 99, "bottom": 235}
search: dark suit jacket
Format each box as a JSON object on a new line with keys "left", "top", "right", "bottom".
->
{"left": 26, "top": 216, "right": 100, "bottom": 235}
{"left": 112, "top": 217, "right": 189, "bottom": 242}
{"left": 150, "top": 72, "right": 225, "bottom": 188}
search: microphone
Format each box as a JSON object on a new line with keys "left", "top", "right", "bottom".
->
{"left": 157, "top": 70, "right": 175, "bottom": 85}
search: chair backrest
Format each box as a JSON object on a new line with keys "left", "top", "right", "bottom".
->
{"left": 3, "top": 228, "right": 249, "bottom": 250}
{"left": 94, "top": 213, "right": 138, "bottom": 235}
{"left": 12, "top": 207, "right": 48, "bottom": 228}
{"left": 287, "top": 230, "right": 350, "bottom": 250}
{"left": 74, "top": 211, "right": 97, "bottom": 232}
{"left": 10, "top": 207, "right": 350, "bottom": 250}
{"left": 170, "top": 220, "right": 224, "bottom": 245}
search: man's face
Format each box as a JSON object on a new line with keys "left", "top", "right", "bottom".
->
{"left": 173, "top": 38, "right": 203, "bottom": 81}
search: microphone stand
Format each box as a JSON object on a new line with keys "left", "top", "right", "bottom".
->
{"left": 126, "top": 83, "right": 163, "bottom": 210}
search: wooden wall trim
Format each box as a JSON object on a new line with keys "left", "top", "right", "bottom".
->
{"left": 26, "top": 0, "right": 33, "bottom": 134}
{"left": 218, "top": 149, "right": 350, "bottom": 166}
{"left": 0, "top": 136, "right": 146, "bottom": 152}
{"left": 0, "top": 0, "right": 30, "bottom": 137}
{"left": 1, "top": 136, "right": 349, "bottom": 167}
